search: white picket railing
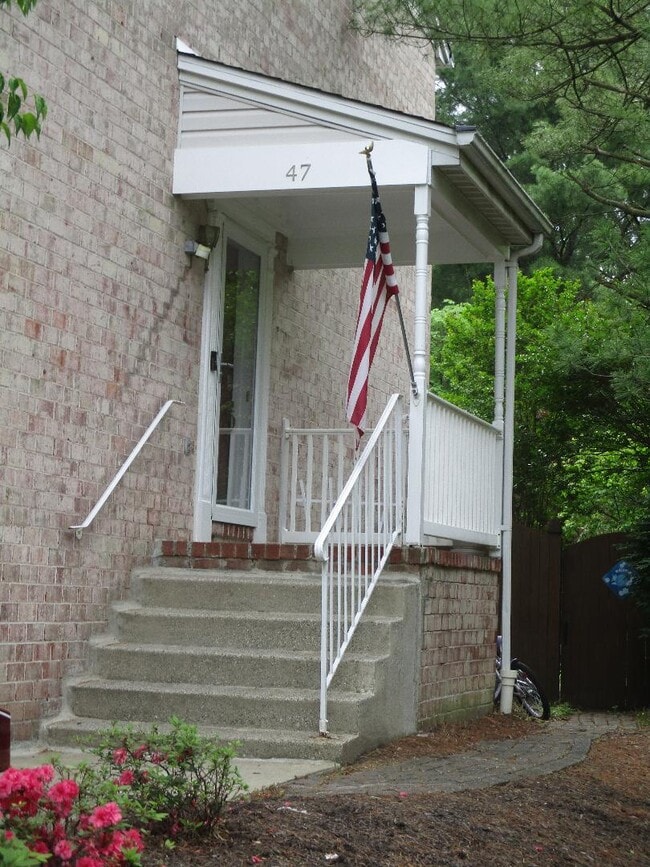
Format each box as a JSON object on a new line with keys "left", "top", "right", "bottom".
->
{"left": 279, "top": 421, "right": 359, "bottom": 543}
{"left": 423, "top": 392, "right": 502, "bottom": 548}
{"left": 313, "top": 394, "right": 403, "bottom": 735}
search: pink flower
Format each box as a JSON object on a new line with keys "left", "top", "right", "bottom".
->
{"left": 150, "top": 751, "right": 165, "bottom": 764}
{"left": 47, "top": 778, "right": 79, "bottom": 817}
{"left": 119, "top": 827, "right": 145, "bottom": 853}
{"left": 76, "top": 858, "right": 103, "bottom": 867}
{"left": 53, "top": 838, "right": 74, "bottom": 860}
{"left": 112, "top": 747, "right": 128, "bottom": 766}
{"left": 116, "top": 769, "right": 135, "bottom": 786}
{"left": 132, "top": 744, "right": 148, "bottom": 760}
{"left": 87, "top": 801, "right": 122, "bottom": 829}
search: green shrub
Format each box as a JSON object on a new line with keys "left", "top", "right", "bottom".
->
{"left": 89, "top": 717, "right": 247, "bottom": 838}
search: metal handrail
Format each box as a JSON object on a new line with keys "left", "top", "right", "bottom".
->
{"left": 314, "top": 393, "right": 403, "bottom": 734}
{"left": 69, "top": 399, "right": 182, "bottom": 538}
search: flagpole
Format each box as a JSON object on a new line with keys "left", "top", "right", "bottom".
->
{"left": 361, "top": 144, "right": 419, "bottom": 399}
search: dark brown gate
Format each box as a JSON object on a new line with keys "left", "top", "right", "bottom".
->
{"left": 511, "top": 522, "right": 562, "bottom": 702}
{"left": 561, "top": 534, "right": 649, "bottom": 709}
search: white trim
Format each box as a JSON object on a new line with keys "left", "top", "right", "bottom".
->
{"left": 196, "top": 215, "right": 273, "bottom": 540}
{"left": 176, "top": 38, "right": 198, "bottom": 56}
{"left": 193, "top": 217, "right": 225, "bottom": 542}
{"left": 173, "top": 140, "right": 432, "bottom": 198}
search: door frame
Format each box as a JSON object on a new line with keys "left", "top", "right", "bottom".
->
{"left": 193, "top": 211, "right": 274, "bottom": 542}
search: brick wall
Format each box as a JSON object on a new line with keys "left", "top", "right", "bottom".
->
{"left": 0, "top": 1, "right": 436, "bottom": 739}
{"left": 416, "top": 551, "right": 501, "bottom": 725}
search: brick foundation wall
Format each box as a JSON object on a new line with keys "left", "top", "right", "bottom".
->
{"left": 414, "top": 552, "right": 501, "bottom": 726}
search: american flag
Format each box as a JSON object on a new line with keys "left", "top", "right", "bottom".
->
{"left": 346, "top": 158, "right": 399, "bottom": 439}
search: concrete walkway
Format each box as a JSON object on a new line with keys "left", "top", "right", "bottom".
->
{"left": 282, "top": 713, "right": 641, "bottom": 797}
{"left": 8, "top": 714, "right": 639, "bottom": 796}
{"left": 9, "top": 746, "right": 335, "bottom": 794}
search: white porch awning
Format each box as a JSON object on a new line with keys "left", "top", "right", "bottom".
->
{"left": 173, "top": 50, "right": 551, "bottom": 268}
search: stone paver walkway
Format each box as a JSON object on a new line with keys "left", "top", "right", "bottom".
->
{"left": 284, "top": 713, "right": 640, "bottom": 797}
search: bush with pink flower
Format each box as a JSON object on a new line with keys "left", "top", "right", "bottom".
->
{"left": 90, "top": 717, "right": 247, "bottom": 838}
{"left": 0, "top": 762, "right": 143, "bottom": 866}
{"left": 0, "top": 717, "right": 245, "bottom": 864}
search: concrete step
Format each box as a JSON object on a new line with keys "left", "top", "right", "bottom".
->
{"left": 65, "top": 677, "right": 371, "bottom": 733}
{"left": 43, "top": 565, "right": 420, "bottom": 764}
{"left": 44, "top": 716, "right": 362, "bottom": 763}
{"left": 111, "top": 603, "right": 401, "bottom": 652}
{"left": 89, "top": 639, "right": 383, "bottom": 691}
{"left": 130, "top": 567, "right": 413, "bottom": 615}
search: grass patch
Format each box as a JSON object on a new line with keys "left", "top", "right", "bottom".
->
{"left": 550, "top": 702, "right": 576, "bottom": 719}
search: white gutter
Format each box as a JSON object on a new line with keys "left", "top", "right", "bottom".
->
{"left": 499, "top": 233, "right": 544, "bottom": 713}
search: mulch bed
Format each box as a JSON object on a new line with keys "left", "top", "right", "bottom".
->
{"left": 142, "top": 715, "right": 650, "bottom": 866}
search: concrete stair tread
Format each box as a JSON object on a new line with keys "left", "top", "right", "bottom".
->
{"left": 93, "top": 640, "right": 386, "bottom": 663}
{"left": 44, "top": 716, "right": 360, "bottom": 761}
{"left": 114, "top": 603, "right": 401, "bottom": 624}
{"left": 70, "top": 676, "right": 372, "bottom": 702}
{"left": 133, "top": 566, "right": 416, "bottom": 585}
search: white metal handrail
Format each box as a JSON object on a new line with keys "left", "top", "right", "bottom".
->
{"left": 423, "top": 392, "right": 501, "bottom": 547}
{"left": 314, "top": 394, "right": 403, "bottom": 735}
{"left": 69, "top": 399, "right": 182, "bottom": 538}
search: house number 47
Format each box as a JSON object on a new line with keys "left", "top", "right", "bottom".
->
{"left": 286, "top": 163, "right": 311, "bottom": 182}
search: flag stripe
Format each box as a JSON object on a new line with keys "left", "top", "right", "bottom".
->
{"left": 346, "top": 160, "right": 399, "bottom": 438}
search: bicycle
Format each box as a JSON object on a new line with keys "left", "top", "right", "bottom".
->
{"left": 494, "top": 635, "right": 551, "bottom": 720}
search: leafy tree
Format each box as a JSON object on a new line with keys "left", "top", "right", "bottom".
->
{"left": 1, "top": 0, "right": 47, "bottom": 143}
{"left": 352, "top": 0, "right": 649, "bottom": 218}
{"left": 430, "top": 270, "right": 649, "bottom": 538}
{"left": 354, "top": 1, "right": 649, "bottom": 285}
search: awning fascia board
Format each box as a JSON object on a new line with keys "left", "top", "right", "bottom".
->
{"left": 173, "top": 140, "right": 435, "bottom": 198}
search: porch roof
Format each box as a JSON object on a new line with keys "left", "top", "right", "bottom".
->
{"left": 173, "top": 47, "right": 551, "bottom": 268}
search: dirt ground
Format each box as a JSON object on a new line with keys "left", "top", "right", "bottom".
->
{"left": 142, "top": 715, "right": 650, "bottom": 866}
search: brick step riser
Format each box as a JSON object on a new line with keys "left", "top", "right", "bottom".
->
{"left": 89, "top": 645, "right": 380, "bottom": 692}
{"left": 67, "top": 684, "right": 367, "bottom": 732}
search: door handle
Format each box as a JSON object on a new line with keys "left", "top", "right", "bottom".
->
{"left": 210, "top": 350, "right": 219, "bottom": 372}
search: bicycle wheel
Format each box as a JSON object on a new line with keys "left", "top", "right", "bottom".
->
{"left": 513, "top": 660, "right": 550, "bottom": 720}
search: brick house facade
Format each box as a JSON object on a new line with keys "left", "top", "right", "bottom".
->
{"left": 1, "top": 1, "right": 548, "bottom": 744}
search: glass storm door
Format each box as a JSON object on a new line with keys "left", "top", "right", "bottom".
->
{"left": 214, "top": 239, "right": 261, "bottom": 514}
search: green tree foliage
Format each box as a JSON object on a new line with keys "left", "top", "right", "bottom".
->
{"left": 1, "top": 0, "right": 47, "bottom": 143}
{"left": 430, "top": 270, "right": 649, "bottom": 539}
{"left": 352, "top": 0, "right": 649, "bottom": 213}
{"left": 353, "top": 0, "right": 649, "bottom": 283}
{"left": 356, "top": 0, "right": 650, "bottom": 548}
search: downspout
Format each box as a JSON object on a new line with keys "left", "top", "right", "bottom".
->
{"left": 499, "top": 233, "right": 544, "bottom": 713}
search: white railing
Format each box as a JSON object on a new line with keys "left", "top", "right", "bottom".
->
{"left": 69, "top": 399, "right": 182, "bottom": 538}
{"left": 423, "top": 393, "right": 501, "bottom": 548}
{"left": 314, "top": 394, "right": 403, "bottom": 735}
{"left": 279, "top": 421, "right": 359, "bottom": 542}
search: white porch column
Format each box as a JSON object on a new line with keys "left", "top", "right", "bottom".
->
{"left": 405, "top": 184, "right": 431, "bottom": 545}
